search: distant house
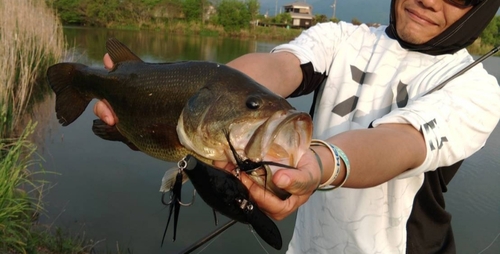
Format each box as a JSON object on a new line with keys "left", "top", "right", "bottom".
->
{"left": 283, "top": 2, "right": 313, "bottom": 28}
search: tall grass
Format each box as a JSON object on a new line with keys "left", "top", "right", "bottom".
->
{"left": 0, "top": 0, "right": 65, "bottom": 137}
{"left": 0, "top": 0, "right": 86, "bottom": 252}
{"left": 0, "top": 122, "right": 44, "bottom": 253}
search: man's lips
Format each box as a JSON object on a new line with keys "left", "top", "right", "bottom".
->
{"left": 406, "top": 8, "right": 438, "bottom": 25}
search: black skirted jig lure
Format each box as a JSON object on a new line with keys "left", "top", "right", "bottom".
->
{"left": 176, "top": 155, "right": 283, "bottom": 250}
{"left": 160, "top": 159, "right": 195, "bottom": 246}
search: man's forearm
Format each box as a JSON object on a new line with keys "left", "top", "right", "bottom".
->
{"left": 228, "top": 53, "right": 427, "bottom": 188}
{"left": 313, "top": 123, "right": 427, "bottom": 188}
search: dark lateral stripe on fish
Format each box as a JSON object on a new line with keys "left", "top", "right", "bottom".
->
{"left": 106, "top": 38, "right": 143, "bottom": 65}
{"left": 46, "top": 63, "right": 92, "bottom": 126}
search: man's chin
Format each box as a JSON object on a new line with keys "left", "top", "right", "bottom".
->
{"left": 396, "top": 29, "right": 431, "bottom": 45}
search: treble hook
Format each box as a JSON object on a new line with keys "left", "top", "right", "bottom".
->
{"left": 161, "top": 158, "right": 196, "bottom": 246}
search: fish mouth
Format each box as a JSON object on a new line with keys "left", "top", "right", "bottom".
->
{"left": 229, "top": 110, "right": 313, "bottom": 172}
{"left": 177, "top": 107, "right": 313, "bottom": 199}
{"left": 227, "top": 110, "right": 312, "bottom": 200}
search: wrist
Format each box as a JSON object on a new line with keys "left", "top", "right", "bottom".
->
{"left": 310, "top": 139, "right": 351, "bottom": 190}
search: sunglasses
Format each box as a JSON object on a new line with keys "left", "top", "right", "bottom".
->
{"left": 446, "top": 0, "right": 483, "bottom": 8}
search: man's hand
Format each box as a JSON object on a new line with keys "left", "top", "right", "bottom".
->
{"left": 214, "top": 149, "right": 321, "bottom": 221}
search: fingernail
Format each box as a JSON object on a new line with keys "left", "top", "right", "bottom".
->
{"left": 104, "top": 116, "right": 113, "bottom": 125}
{"left": 277, "top": 175, "right": 290, "bottom": 188}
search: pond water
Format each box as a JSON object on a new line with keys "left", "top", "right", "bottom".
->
{"left": 36, "top": 27, "right": 500, "bottom": 253}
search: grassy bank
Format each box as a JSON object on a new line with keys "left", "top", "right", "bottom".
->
{"left": 467, "top": 39, "right": 500, "bottom": 56}
{"left": 0, "top": 123, "right": 42, "bottom": 253}
{"left": 110, "top": 21, "right": 303, "bottom": 41}
{"left": 0, "top": 124, "right": 93, "bottom": 254}
{"left": 0, "top": 0, "right": 92, "bottom": 253}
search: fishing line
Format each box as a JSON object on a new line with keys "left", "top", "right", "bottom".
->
{"left": 477, "top": 232, "right": 500, "bottom": 254}
{"left": 177, "top": 219, "right": 237, "bottom": 254}
{"left": 249, "top": 226, "right": 271, "bottom": 254}
{"left": 193, "top": 230, "right": 224, "bottom": 254}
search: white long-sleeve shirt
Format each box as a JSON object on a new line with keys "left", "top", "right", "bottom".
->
{"left": 273, "top": 22, "right": 500, "bottom": 253}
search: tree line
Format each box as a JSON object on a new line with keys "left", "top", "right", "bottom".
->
{"left": 47, "top": 0, "right": 499, "bottom": 47}
{"left": 47, "top": 0, "right": 265, "bottom": 33}
{"left": 46, "top": 0, "right": 377, "bottom": 32}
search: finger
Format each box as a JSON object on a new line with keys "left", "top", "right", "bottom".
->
{"left": 103, "top": 53, "right": 113, "bottom": 70}
{"left": 240, "top": 173, "right": 300, "bottom": 220}
{"left": 273, "top": 167, "right": 317, "bottom": 196}
{"left": 93, "top": 100, "right": 118, "bottom": 125}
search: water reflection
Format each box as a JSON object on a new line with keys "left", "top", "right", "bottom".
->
{"left": 63, "top": 27, "right": 284, "bottom": 65}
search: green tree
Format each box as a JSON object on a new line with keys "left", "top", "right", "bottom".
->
{"left": 480, "top": 16, "right": 500, "bottom": 46}
{"left": 246, "top": 0, "right": 260, "bottom": 28}
{"left": 48, "top": 0, "right": 83, "bottom": 24}
{"left": 314, "top": 14, "right": 328, "bottom": 25}
{"left": 273, "top": 12, "right": 291, "bottom": 24}
{"left": 351, "top": 17, "right": 362, "bottom": 25}
{"left": 216, "top": 0, "right": 251, "bottom": 33}
{"left": 80, "top": 0, "right": 122, "bottom": 26}
{"left": 330, "top": 17, "right": 340, "bottom": 23}
{"left": 183, "top": 0, "right": 203, "bottom": 22}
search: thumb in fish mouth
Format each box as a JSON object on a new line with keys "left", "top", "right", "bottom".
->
{"left": 271, "top": 152, "right": 320, "bottom": 195}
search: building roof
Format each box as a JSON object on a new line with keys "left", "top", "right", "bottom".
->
{"left": 283, "top": 2, "right": 312, "bottom": 8}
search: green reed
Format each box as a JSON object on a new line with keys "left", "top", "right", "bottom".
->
{"left": 0, "top": 123, "right": 43, "bottom": 253}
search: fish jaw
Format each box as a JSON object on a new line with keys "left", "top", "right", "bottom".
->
{"left": 177, "top": 109, "right": 313, "bottom": 167}
{"left": 231, "top": 110, "right": 312, "bottom": 200}
{"left": 238, "top": 110, "right": 313, "bottom": 170}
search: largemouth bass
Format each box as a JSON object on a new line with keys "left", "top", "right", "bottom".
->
{"left": 46, "top": 38, "right": 312, "bottom": 250}
{"left": 46, "top": 38, "right": 313, "bottom": 199}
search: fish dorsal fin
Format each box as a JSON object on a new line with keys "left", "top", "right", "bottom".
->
{"left": 106, "top": 38, "right": 143, "bottom": 64}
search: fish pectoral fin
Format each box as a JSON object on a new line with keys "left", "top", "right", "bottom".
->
{"left": 91, "top": 119, "right": 140, "bottom": 151}
{"left": 106, "top": 38, "right": 143, "bottom": 66}
{"left": 247, "top": 206, "right": 283, "bottom": 250}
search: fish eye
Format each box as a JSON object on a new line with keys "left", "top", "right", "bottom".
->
{"left": 246, "top": 96, "right": 262, "bottom": 110}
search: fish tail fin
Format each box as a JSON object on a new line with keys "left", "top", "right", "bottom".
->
{"left": 247, "top": 206, "right": 283, "bottom": 250}
{"left": 46, "top": 63, "right": 92, "bottom": 126}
